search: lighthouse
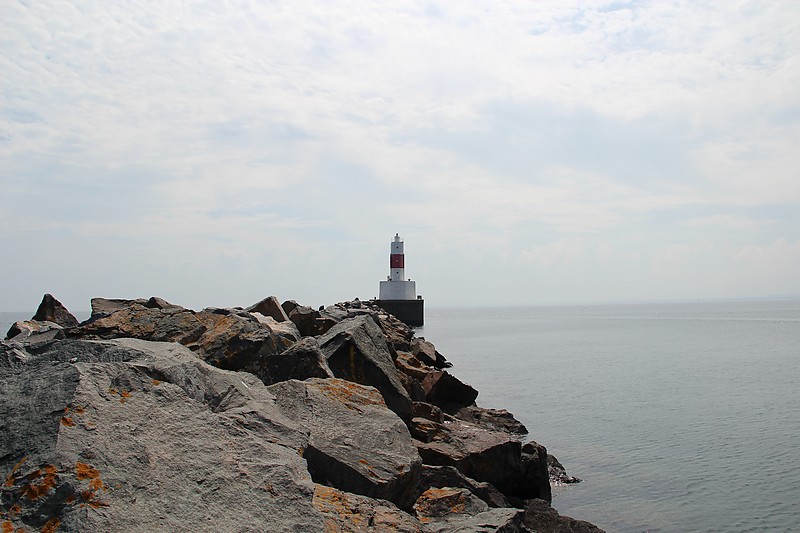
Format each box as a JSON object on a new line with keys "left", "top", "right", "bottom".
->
{"left": 377, "top": 233, "right": 424, "bottom": 326}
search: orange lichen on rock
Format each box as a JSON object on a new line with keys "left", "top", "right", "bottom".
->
{"left": 119, "top": 390, "right": 132, "bottom": 403}
{"left": 74, "top": 462, "right": 101, "bottom": 481}
{"left": 312, "top": 485, "right": 367, "bottom": 529}
{"left": 72, "top": 406, "right": 85, "bottom": 415}
{"left": 41, "top": 517, "right": 60, "bottom": 533}
{"left": 151, "top": 379, "right": 161, "bottom": 386}
{"left": 1, "top": 520, "right": 14, "bottom": 533}
{"left": 317, "top": 380, "right": 385, "bottom": 411}
{"left": 60, "top": 416, "right": 76, "bottom": 427}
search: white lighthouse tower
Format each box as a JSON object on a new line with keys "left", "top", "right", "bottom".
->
{"left": 377, "top": 233, "right": 424, "bottom": 326}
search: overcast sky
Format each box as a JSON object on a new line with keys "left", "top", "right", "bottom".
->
{"left": 2, "top": 1, "right": 799, "bottom": 313}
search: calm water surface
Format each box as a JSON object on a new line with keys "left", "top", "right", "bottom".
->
{"left": 418, "top": 300, "right": 800, "bottom": 532}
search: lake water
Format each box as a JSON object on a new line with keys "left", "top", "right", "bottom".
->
{"left": 418, "top": 300, "right": 800, "bottom": 532}
{"left": 4, "top": 300, "right": 799, "bottom": 532}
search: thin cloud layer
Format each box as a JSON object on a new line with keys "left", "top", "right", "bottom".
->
{"left": 1, "top": 0, "right": 799, "bottom": 311}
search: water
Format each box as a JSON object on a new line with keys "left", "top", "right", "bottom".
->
{"left": 4, "top": 302, "right": 799, "bottom": 531}
{"left": 418, "top": 300, "right": 800, "bottom": 532}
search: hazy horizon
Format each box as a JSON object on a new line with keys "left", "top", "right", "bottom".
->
{"left": 3, "top": 1, "right": 799, "bottom": 313}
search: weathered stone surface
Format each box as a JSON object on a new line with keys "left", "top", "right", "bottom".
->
{"left": 189, "top": 308, "right": 295, "bottom": 372}
{"left": 268, "top": 378, "right": 422, "bottom": 510}
{"left": 412, "top": 401, "right": 445, "bottom": 423}
{"left": 32, "top": 293, "right": 79, "bottom": 328}
{"left": 247, "top": 295, "right": 290, "bottom": 323}
{"left": 414, "top": 419, "right": 522, "bottom": 497}
{"left": 5, "top": 320, "right": 64, "bottom": 343}
{"left": 421, "top": 371, "right": 479, "bottom": 412}
{"left": 417, "top": 465, "right": 511, "bottom": 509}
{"left": 396, "top": 351, "right": 433, "bottom": 380}
{"left": 548, "top": 454, "right": 582, "bottom": 485}
{"left": 258, "top": 337, "right": 333, "bottom": 385}
{"left": 523, "top": 499, "right": 605, "bottom": 533}
{"left": 411, "top": 337, "right": 450, "bottom": 369}
{"left": 252, "top": 312, "right": 301, "bottom": 342}
{"left": 0, "top": 338, "right": 325, "bottom": 532}
{"left": 318, "top": 316, "right": 414, "bottom": 421}
{"left": 454, "top": 406, "right": 528, "bottom": 436}
{"left": 284, "top": 302, "right": 329, "bottom": 337}
{"left": 413, "top": 487, "right": 525, "bottom": 532}
{"left": 313, "top": 484, "right": 426, "bottom": 532}
{"left": 71, "top": 305, "right": 206, "bottom": 345}
{"left": 515, "top": 441, "right": 551, "bottom": 503}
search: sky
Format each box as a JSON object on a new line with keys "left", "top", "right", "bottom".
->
{"left": 2, "top": 0, "right": 800, "bottom": 313}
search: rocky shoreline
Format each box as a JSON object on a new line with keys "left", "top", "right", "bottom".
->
{"left": 1, "top": 293, "right": 601, "bottom": 532}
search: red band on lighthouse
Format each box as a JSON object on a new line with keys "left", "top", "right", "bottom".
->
{"left": 390, "top": 254, "right": 404, "bottom": 268}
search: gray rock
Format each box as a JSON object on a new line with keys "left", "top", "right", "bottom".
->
{"left": 0, "top": 337, "right": 325, "bottom": 531}
{"left": 414, "top": 418, "right": 523, "bottom": 497}
{"left": 5, "top": 320, "right": 65, "bottom": 343}
{"left": 89, "top": 297, "right": 151, "bottom": 317}
{"left": 247, "top": 295, "right": 290, "bottom": 323}
{"left": 417, "top": 465, "right": 511, "bottom": 508}
{"left": 32, "top": 293, "right": 80, "bottom": 328}
{"left": 523, "top": 499, "right": 605, "bottom": 532}
{"left": 318, "top": 315, "right": 414, "bottom": 421}
{"left": 421, "top": 371, "right": 479, "bottom": 412}
{"left": 413, "top": 487, "right": 525, "bottom": 532}
{"left": 516, "top": 441, "right": 551, "bottom": 503}
{"left": 259, "top": 337, "right": 333, "bottom": 385}
{"left": 268, "top": 378, "right": 422, "bottom": 510}
{"left": 71, "top": 304, "right": 206, "bottom": 345}
{"left": 454, "top": 406, "right": 528, "bottom": 436}
{"left": 411, "top": 337, "right": 450, "bottom": 369}
{"left": 313, "top": 484, "right": 426, "bottom": 532}
{"left": 548, "top": 454, "right": 582, "bottom": 485}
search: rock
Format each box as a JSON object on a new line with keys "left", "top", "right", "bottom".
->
{"left": 313, "top": 484, "right": 426, "bottom": 532}
{"left": 0, "top": 337, "right": 326, "bottom": 532}
{"left": 259, "top": 337, "right": 333, "bottom": 385}
{"left": 454, "top": 406, "right": 528, "bottom": 436}
{"left": 32, "top": 293, "right": 79, "bottom": 328}
{"left": 409, "top": 417, "right": 444, "bottom": 443}
{"left": 414, "top": 418, "right": 523, "bottom": 497}
{"left": 411, "top": 337, "right": 450, "bottom": 369}
{"left": 268, "top": 378, "right": 422, "bottom": 510}
{"left": 284, "top": 303, "right": 328, "bottom": 337}
{"left": 318, "top": 316, "right": 414, "bottom": 421}
{"left": 548, "top": 454, "right": 582, "bottom": 485}
{"left": 421, "top": 371, "right": 479, "bottom": 412}
{"left": 523, "top": 499, "right": 605, "bottom": 532}
{"left": 247, "top": 295, "right": 290, "bottom": 323}
{"left": 5, "top": 320, "right": 65, "bottom": 343}
{"left": 515, "top": 441, "right": 551, "bottom": 503}
{"left": 412, "top": 401, "right": 445, "bottom": 423}
{"left": 413, "top": 487, "right": 525, "bottom": 532}
{"left": 71, "top": 304, "right": 206, "bottom": 344}
{"left": 417, "top": 465, "right": 511, "bottom": 509}
{"left": 252, "top": 312, "right": 301, "bottom": 342}
{"left": 190, "top": 308, "right": 294, "bottom": 372}
{"left": 89, "top": 297, "right": 150, "bottom": 317}
{"left": 396, "top": 351, "right": 433, "bottom": 380}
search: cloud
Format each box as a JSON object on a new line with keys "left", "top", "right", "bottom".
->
{"left": 1, "top": 0, "right": 800, "bottom": 310}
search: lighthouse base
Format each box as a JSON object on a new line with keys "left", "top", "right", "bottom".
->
{"left": 375, "top": 299, "right": 424, "bottom": 327}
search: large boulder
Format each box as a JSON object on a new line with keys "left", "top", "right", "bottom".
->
{"left": 421, "top": 371, "right": 479, "bottom": 412}
{"left": 411, "top": 338, "right": 450, "bottom": 369}
{"left": 70, "top": 304, "right": 206, "bottom": 345}
{"left": 416, "top": 465, "right": 511, "bottom": 509}
{"left": 32, "top": 293, "right": 79, "bottom": 328}
{"left": 258, "top": 337, "right": 333, "bottom": 385}
{"left": 247, "top": 295, "right": 290, "bottom": 323}
{"left": 313, "top": 484, "right": 425, "bottom": 532}
{"left": 523, "top": 499, "right": 605, "bottom": 533}
{"left": 413, "top": 487, "right": 525, "bottom": 532}
{"left": 268, "top": 378, "right": 422, "bottom": 510}
{"left": 0, "top": 337, "right": 325, "bottom": 532}
{"left": 413, "top": 418, "right": 523, "bottom": 497}
{"left": 5, "top": 320, "right": 65, "bottom": 343}
{"left": 454, "top": 406, "right": 528, "bottom": 436}
{"left": 318, "top": 316, "right": 414, "bottom": 421}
